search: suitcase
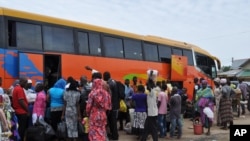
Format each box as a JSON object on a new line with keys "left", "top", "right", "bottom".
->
{"left": 25, "top": 125, "right": 46, "bottom": 141}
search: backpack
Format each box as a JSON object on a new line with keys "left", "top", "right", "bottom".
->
{"left": 79, "top": 85, "right": 91, "bottom": 117}
{"left": 107, "top": 79, "right": 125, "bottom": 100}
{"left": 115, "top": 81, "right": 125, "bottom": 100}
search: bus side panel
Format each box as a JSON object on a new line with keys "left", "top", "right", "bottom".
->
{"left": 186, "top": 66, "right": 214, "bottom": 100}
{"left": 19, "top": 53, "right": 43, "bottom": 85}
{"left": 0, "top": 49, "right": 19, "bottom": 89}
{"left": 61, "top": 54, "right": 169, "bottom": 83}
{"left": 0, "top": 48, "right": 5, "bottom": 88}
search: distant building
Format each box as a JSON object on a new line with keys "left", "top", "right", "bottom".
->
{"left": 218, "top": 58, "right": 250, "bottom": 80}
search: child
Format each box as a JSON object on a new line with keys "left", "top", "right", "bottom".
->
{"left": 203, "top": 103, "right": 214, "bottom": 135}
{"left": 82, "top": 116, "right": 89, "bottom": 141}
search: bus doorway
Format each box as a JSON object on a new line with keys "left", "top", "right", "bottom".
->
{"left": 44, "top": 54, "right": 61, "bottom": 91}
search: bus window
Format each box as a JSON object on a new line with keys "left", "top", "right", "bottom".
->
{"left": 158, "top": 45, "right": 172, "bottom": 63}
{"left": 43, "top": 26, "right": 74, "bottom": 53}
{"left": 8, "top": 21, "right": 17, "bottom": 47}
{"left": 89, "top": 32, "right": 101, "bottom": 56}
{"left": 103, "top": 36, "right": 123, "bottom": 58}
{"left": 211, "top": 66, "right": 216, "bottom": 78}
{"left": 8, "top": 21, "right": 42, "bottom": 50}
{"left": 144, "top": 42, "right": 158, "bottom": 61}
{"left": 172, "top": 48, "right": 183, "bottom": 56}
{"left": 124, "top": 39, "right": 142, "bottom": 60}
{"left": 78, "top": 31, "right": 89, "bottom": 54}
{"left": 183, "top": 49, "right": 194, "bottom": 65}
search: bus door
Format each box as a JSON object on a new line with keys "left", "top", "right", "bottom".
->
{"left": 171, "top": 55, "right": 187, "bottom": 81}
{"left": 44, "top": 54, "right": 61, "bottom": 90}
{"left": 19, "top": 52, "right": 44, "bottom": 86}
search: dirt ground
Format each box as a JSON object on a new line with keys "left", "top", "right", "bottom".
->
{"left": 119, "top": 110, "right": 250, "bottom": 141}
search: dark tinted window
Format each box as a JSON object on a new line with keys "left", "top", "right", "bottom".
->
{"left": 9, "top": 21, "right": 42, "bottom": 50}
{"left": 89, "top": 32, "right": 101, "bottom": 56}
{"left": 196, "top": 53, "right": 212, "bottom": 76}
{"left": 43, "top": 26, "right": 74, "bottom": 53}
{"left": 78, "top": 31, "right": 89, "bottom": 54}
{"left": 124, "top": 39, "right": 142, "bottom": 60}
{"left": 196, "top": 53, "right": 207, "bottom": 66}
{"left": 183, "top": 49, "right": 194, "bottom": 65}
{"left": 103, "top": 36, "right": 123, "bottom": 58}
{"left": 158, "top": 45, "right": 172, "bottom": 62}
{"left": 172, "top": 48, "right": 183, "bottom": 56}
{"left": 144, "top": 43, "right": 158, "bottom": 61}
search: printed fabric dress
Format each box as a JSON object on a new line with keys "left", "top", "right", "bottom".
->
{"left": 64, "top": 90, "right": 80, "bottom": 138}
{"left": 86, "top": 79, "right": 111, "bottom": 141}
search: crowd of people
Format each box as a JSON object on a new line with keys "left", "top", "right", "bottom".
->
{"left": 0, "top": 67, "right": 249, "bottom": 141}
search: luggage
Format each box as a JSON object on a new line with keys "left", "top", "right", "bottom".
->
{"left": 25, "top": 118, "right": 55, "bottom": 141}
{"left": 57, "top": 121, "right": 67, "bottom": 139}
{"left": 25, "top": 125, "right": 46, "bottom": 141}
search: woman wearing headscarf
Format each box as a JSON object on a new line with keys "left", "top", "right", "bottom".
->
{"left": 219, "top": 78, "right": 234, "bottom": 130}
{"left": 195, "top": 79, "right": 214, "bottom": 135}
{"left": 47, "top": 78, "right": 66, "bottom": 133}
{"left": 86, "top": 78, "right": 111, "bottom": 141}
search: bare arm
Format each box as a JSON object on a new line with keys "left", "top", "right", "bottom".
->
{"left": 85, "top": 66, "right": 93, "bottom": 71}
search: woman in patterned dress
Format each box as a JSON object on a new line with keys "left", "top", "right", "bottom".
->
{"left": 131, "top": 84, "right": 147, "bottom": 140}
{"left": 86, "top": 78, "right": 111, "bottom": 141}
{"left": 219, "top": 78, "right": 234, "bottom": 130}
{"left": 195, "top": 79, "right": 214, "bottom": 135}
{"left": 62, "top": 77, "right": 81, "bottom": 141}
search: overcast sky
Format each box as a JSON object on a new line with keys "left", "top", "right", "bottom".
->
{"left": 1, "top": 0, "right": 250, "bottom": 66}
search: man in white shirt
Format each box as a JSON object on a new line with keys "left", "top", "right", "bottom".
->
{"left": 141, "top": 70, "right": 159, "bottom": 141}
{"left": 23, "top": 79, "right": 36, "bottom": 127}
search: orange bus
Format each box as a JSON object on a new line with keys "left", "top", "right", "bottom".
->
{"left": 0, "top": 7, "right": 221, "bottom": 100}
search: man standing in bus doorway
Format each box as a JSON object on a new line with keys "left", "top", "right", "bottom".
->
{"left": 12, "top": 77, "right": 29, "bottom": 141}
{"left": 103, "top": 71, "right": 120, "bottom": 141}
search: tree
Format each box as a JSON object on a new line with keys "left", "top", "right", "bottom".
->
{"left": 221, "top": 66, "right": 231, "bottom": 72}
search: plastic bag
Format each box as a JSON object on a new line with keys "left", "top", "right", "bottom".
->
{"left": 38, "top": 118, "right": 55, "bottom": 135}
{"left": 57, "top": 121, "right": 67, "bottom": 138}
{"left": 119, "top": 99, "right": 127, "bottom": 112}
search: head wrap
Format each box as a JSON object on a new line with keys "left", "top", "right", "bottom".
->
{"left": 53, "top": 78, "right": 66, "bottom": 89}
{"left": 201, "top": 80, "right": 208, "bottom": 85}
{"left": 220, "top": 78, "right": 227, "bottom": 84}
{"left": 213, "top": 78, "right": 220, "bottom": 83}
{"left": 27, "top": 79, "right": 32, "bottom": 84}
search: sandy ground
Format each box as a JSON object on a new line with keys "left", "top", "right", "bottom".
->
{"left": 118, "top": 110, "right": 250, "bottom": 141}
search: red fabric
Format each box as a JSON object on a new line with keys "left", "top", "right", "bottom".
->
{"left": 86, "top": 79, "right": 111, "bottom": 141}
{"left": 12, "top": 85, "right": 28, "bottom": 114}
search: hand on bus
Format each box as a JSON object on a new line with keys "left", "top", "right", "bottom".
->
{"left": 85, "top": 66, "right": 92, "bottom": 71}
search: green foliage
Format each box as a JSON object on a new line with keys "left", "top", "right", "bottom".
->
{"left": 221, "top": 66, "right": 231, "bottom": 72}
